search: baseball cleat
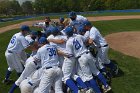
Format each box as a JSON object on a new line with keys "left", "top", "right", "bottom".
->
{"left": 86, "top": 88, "right": 95, "bottom": 93}
{"left": 80, "top": 88, "right": 88, "bottom": 93}
{"left": 102, "top": 85, "right": 111, "bottom": 93}
{"left": 2, "top": 79, "right": 14, "bottom": 84}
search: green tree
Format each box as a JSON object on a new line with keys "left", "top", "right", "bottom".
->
{"left": 21, "top": 1, "right": 33, "bottom": 15}
{"left": 33, "top": 0, "right": 47, "bottom": 14}
{"left": 9, "top": 0, "right": 22, "bottom": 15}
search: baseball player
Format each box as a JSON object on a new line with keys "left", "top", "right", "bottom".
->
{"left": 47, "top": 27, "right": 67, "bottom": 67}
{"left": 33, "top": 16, "right": 54, "bottom": 35}
{"left": 83, "top": 20, "right": 118, "bottom": 76}
{"left": 19, "top": 67, "right": 43, "bottom": 93}
{"left": 68, "top": 11, "right": 88, "bottom": 32}
{"left": 33, "top": 37, "right": 71, "bottom": 93}
{"left": 9, "top": 55, "right": 41, "bottom": 93}
{"left": 64, "top": 26, "right": 112, "bottom": 93}
{"left": 25, "top": 31, "right": 38, "bottom": 57}
{"left": 58, "top": 17, "right": 65, "bottom": 30}
{"left": 3, "top": 25, "right": 37, "bottom": 84}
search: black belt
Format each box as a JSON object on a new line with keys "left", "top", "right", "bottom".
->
{"left": 33, "top": 61, "right": 37, "bottom": 65}
{"left": 8, "top": 50, "right": 13, "bottom": 53}
{"left": 46, "top": 66, "right": 60, "bottom": 69}
{"left": 28, "top": 81, "right": 33, "bottom": 86}
{"left": 99, "top": 44, "right": 108, "bottom": 48}
{"left": 46, "top": 67, "right": 52, "bottom": 69}
{"left": 77, "top": 52, "right": 89, "bottom": 59}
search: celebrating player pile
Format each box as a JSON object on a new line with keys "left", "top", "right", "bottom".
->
{"left": 3, "top": 12, "right": 118, "bottom": 93}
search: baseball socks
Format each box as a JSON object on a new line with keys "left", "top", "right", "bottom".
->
{"left": 3, "top": 70, "right": 12, "bottom": 83}
{"left": 76, "top": 77, "right": 88, "bottom": 89}
{"left": 100, "top": 68, "right": 112, "bottom": 77}
{"left": 97, "top": 73, "right": 111, "bottom": 92}
{"left": 85, "top": 79, "right": 102, "bottom": 93}
{"left": 66, "top": 79, "right": 79, "bottom": 93}
{"left": 9, "top": 83, "right": 18, "bottom": 93}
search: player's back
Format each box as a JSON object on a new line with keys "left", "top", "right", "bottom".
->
{"left": 7, "top": 32, "right": 29, "bottom": 53}
{"left": 76, "top": 15, "right": 87, "bottom": 22}
{"left": 67, "top": 35, "right": 88, "bottom": 57}
{"left": 90, "top": 27, "right": 107, "bottom": 46}
{"left": 70, "top": 15, "right": 87, "bottom": 31}
{"left": 37, "top": 44, "right": 59, "bottom": 68}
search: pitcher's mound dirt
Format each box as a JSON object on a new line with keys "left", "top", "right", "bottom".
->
{"left": 105, "top": 31, "right": 140, "bottom": 59}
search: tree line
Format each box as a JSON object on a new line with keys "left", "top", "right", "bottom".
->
{"left": 0, "top": 0, "right": 140, "bottom": 16}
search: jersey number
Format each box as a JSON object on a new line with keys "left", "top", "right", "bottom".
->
{"left": 47, "top": 48, "right": 57, "bottom": 56}
{"left": 10, "top": 36, "right": 16, "bottom": 44}
{"left": 73, "top": 39, "right": 81, "bottom": 50}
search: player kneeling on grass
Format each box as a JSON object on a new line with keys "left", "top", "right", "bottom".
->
{"left": 63, "top": 26, "right": 111, "bottom": 93}
{"left": 3, "top": 25, "right": 37, "bottom": 84}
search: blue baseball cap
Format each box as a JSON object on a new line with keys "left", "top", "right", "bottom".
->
{"left": 59, "top": 17, "right": 64, "bottom": 22}
{"left": 20, "top": 25, "right": 30, "bottom": 32}
{"left": 38, "top": 37, "right": 47, "bottom": 44}
{"left": 69, "top": 11, "right": 76, "bottom": 18}
{"left": 64, "top": 26, "right": 73, "bottom": 36}
{"left": 82, "top": 20, "right": 91, "bottom": 26}
{"left": 77, "top": 25, "right": 86, "bottom": 34}
{"left": 31, "top": 31, "right": 38, "bottom": 36}
{"left": 50, "top": 26, "right": 59, "bottom": 33}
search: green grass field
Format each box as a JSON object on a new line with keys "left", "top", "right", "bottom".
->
{"left": 0, "top": 19, "right": 140, "bottom": 93}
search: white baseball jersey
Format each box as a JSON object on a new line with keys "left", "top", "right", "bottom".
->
{"left": 7, "top": 32, "right": 29, "bottom": 53}
{"left": 25, "top": 35, "right": 34, "bottom": 45}
{"left": 84, "top": 31, "right": 90, "bottom": 41}
{"left": 36, "top": 22, "right": 54, "bottom": 33}
{"left": 48, "top": 34, "right": 67, "bottom": 50}
{"left": 47, "top": 35, "right": 55, "bottom": 45}
{"left": 70, "top": 15, "right": 87, "bottom": 24}
{"left": 66, "top": 34, "right": 88, "bottom": 57}
{"left": 34, "top": 44, "right": 59, "bottom": 68}
{"left": 89, "top": 26, "right": 107, "bottom": 47}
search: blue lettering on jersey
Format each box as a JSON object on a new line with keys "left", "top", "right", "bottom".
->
{"left": 10, "top": 36, "right": 16, "bottom": 44}
{"left": 73, "top": 39, "right": 81, "bottom": 50}
{"left": 47, "top": 48, "right": 57, "bottom": 56}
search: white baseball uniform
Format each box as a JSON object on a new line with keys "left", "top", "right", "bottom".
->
{"left": 47, "top": 34, "right": 67, "bottom": 67}
{"left": 20, "top": 68, "right": 43, "bottom": 93}
{"left": 33, "top": 44, "right": 63, "bottom": 93}
{"left": 15, "top": 56, "right": 41, "bottom": 86}
{"left": 89, "top": 26, "right": 110, "bottom": 69}
{"left": 66, "top": 34, "right": 100, "bottom": 81}
{"left": 25, "top": 35, "right": 37, "bottom": 56}
{"left": 35, "top": 22, "right": 53, "bottom": 33}
{"left": 5, "top": 32, "right": 29, "bottom": 73}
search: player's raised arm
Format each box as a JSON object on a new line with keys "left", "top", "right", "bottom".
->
{"left": 47, "top": 27, "right": 67, "bottom": 44}
{"left": 57, "top": 49, "right": 73, "bottom": 58}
